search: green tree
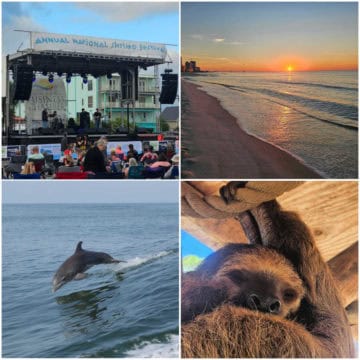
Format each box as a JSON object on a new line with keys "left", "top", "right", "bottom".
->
{"left": 159, "top": 117, "right": 170, "bottom": 132}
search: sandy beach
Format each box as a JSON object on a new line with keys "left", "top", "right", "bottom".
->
{"left": 181, "top": 79, "right": 322, "bottom": 179}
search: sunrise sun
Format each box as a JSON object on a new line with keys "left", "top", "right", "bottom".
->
{"left": 287, "top": 65, "right": 293, "bottom": 72}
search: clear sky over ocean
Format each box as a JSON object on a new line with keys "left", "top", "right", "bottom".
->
{"left": 182, "top": 2, "right": 358, "bottom": 72}
{"left": 2, "top": 181, "right": 179, "bottom": 204}
{"left": 2, "top": 2, "right": 179, "bottom": 56}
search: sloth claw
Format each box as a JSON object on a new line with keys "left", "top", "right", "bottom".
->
{"left": 220, "top": 181, "right": 248, "bottom": 204}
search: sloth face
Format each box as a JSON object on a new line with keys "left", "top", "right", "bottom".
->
{"left": 211, "top": 247, "right": 305, "bottom": 318}
{"left": 224, "top": 268, "right": 303, "bottom": 318}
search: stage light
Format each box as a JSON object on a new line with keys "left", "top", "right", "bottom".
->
{"left": 66, "top": 73, "right": 72, "bottom": 83}
{"left": 107, "top": 73, "right": 112, "bottom": 79}
{"left": 32, "top": 72, "right": 36, "bottom": 82}
{"left": 48, "top": 73, "right": 54, "bottom": 83}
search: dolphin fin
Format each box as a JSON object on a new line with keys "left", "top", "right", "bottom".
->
{"left": 75, "top": 241, "right": 83, "bottom": 253}
{"left": 74, "top": 273, "right": 87, "bottom": 280}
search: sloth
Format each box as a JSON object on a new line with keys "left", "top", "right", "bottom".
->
{"left": 181, "top": 182, "right": 355, "bottom": 358}
{"left": 182, "top": 245, "right": 305, "bottom": 322}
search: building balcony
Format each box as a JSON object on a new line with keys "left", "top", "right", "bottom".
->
{"left": 99, "top": 101, "right": 159, "bottom": 109}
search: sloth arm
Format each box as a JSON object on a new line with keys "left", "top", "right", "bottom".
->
{"left": 246, "top": 200, "right": 354, "bottom": 357}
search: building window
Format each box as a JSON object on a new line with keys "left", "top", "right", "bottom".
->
{"left": 88, "top": 96, "right": 93, "bottom": 108}
{"left": 88, "top": 80, "right": 93, "bottom": 91}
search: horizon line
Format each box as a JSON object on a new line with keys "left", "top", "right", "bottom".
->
{"left": 184, "top": 69, "right": 358, "bottom": 73}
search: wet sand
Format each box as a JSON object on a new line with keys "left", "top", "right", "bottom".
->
{"left": 181, "top": 79, "right": 322, "bottom": 179}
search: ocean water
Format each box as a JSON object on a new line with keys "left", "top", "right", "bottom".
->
{"left": 186, "top": 71, "right": 358, "bottom": 178}
{"left": 2, "top": 203, "right": 179, "bottom": 358}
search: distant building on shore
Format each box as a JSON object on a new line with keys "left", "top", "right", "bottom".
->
{"left": 182, "top": 59, "right": 201, "bottom": 73}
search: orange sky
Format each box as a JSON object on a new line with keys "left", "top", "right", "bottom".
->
{"left": 182, "top": 3, "right": 358, "bottom": 72}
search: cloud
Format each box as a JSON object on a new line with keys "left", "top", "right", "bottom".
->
{"left": 189, "top": 34, "right": 204, "bottom": 40}
{"left": 225, "top": 41, "right": 246, "bottom": 46}
{"left": 2, "top": 15, "right": 46, "bottom": 55}
{"left": 75, "top": 2, "right": 178, "bottom": 22}
{"left": 213, "top": 38, "right": 225, "bottom": 43}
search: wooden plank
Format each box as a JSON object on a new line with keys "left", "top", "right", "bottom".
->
{"left": 182, "top": 182, "right": 247, "bottom": 249}
{"left": 328, "top": 243, "right": 358, "bottom": 307}
{"left": 182, "top": 181, "right": 358, "bottom": 261}
{"left": 278, "top": 181, "right": 358, "bottom": 262}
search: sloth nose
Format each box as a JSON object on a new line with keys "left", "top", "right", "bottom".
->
{"left": 249, "top": 294, "right": 281, "bottom": 314}
{"left": 249, "top": 294, "right": 261, "bottom": 309}
{"left": 268, "top": 298, "right": 281, "bottom": 314}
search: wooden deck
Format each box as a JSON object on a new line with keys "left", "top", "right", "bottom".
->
{"left": 182, "top": 181, "right": 358, "bottom": 338}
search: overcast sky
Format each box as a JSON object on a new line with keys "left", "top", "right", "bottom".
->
{"left": 2, "top": 2, "right": 179, "bottom": 55}
{"left": 2, "top": 1, "right": 179, "bottom": 74}
{"left": 2, "top": 181, "right": 179, "bottom": 204}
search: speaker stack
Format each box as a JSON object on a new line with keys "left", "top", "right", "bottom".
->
{"left": 159, "top": 73, "right": 178, "bottom": 104}
{"left": 12, "top": 64, "right": 34, "bottom": 101}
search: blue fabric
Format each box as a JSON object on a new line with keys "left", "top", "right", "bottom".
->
{"left": 13, "top": 173, "right": 41, "bottom": 179}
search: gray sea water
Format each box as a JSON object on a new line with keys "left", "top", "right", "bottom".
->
{"left": 186, "top": 71, "right": 358, "bottom": 178}
{"left": 2, "top": 203, "right": 179, "bottom": 358}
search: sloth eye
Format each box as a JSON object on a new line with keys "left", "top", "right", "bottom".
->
{"left": 283, "top": 289, "right": 297, "bottom": 302}
{"left": 226, "top": 270, "right": 247, "bottom": 284}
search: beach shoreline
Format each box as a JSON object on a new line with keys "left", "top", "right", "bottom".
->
{"left": 181, "top": 79, "right": 322, "bottom": 179}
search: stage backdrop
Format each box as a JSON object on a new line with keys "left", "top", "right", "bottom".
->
{"left": 25, "top": 77, "right": 66, "bottom": 134}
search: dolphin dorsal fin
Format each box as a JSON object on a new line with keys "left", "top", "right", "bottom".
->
{"left": 75, "top": 241, "right": 83, "bottom": 253}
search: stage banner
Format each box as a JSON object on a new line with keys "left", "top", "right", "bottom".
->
{"left": 142, "top": 140, "right": 174, "bottom": 153}
{"left": 107, "top": 141, "right": 143, "bottom": 155}
{"left": 25, "top": 77, "right": 67, "bottom": 134}
{"left": 159, "top": 140, "right": 169, "bottom": 153}
{"left": 2, "top": 145, "right": 24, "bottom": 158}
{"left": 31, "top": 32, "right": 167, "bottom": 60}
{"left": 27, "top": 143, "right": 62, "bottom": 160}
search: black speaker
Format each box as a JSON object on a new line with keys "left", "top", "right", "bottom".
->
{"left": 119, "top": 68, "right": 139, "bottom": 100}
{"left": 159, "top": 74, "right": 178, "bottom": 104}
{"left": 12, "top": 64, "right": 34, "bottom": 101}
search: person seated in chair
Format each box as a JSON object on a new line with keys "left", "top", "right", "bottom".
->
{"left": 20, "top": 161, "right": 36, "bottom": 175}
{"left": 123, "top": 158, "right": 138, "bottom": 178}
{"left": 27, "top": 146, "right": 44, "bottom": 161}
{"left": 164, "top": 154, "right": 179, "bottom": 179}
{"left": 14, "top": 161, "right": 41, "bottom": 179}
{"left": 57, "top": 155, "right": 81, "bottom": 173}
{"left": 127, "top": 144, "right": 139, "bottom": 161}
{"left": 115, "top": 145, "right": 125, "bottom": 160}
{"left": 149, "top": 153, "right": 171, "bottom": 169}
{"left": 109, "top": 149, "right": 121, "bottom": 162}
{"left": 140, "top": 146, "right": 158, "bottom": 164}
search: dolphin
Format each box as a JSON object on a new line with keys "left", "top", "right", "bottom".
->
{"left": 52, "top": 241, "right": 123, "bottom": 292}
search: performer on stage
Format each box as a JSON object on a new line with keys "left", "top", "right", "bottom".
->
{"left": 42, "top": 108, "right": 48, "bottom": 128}
{"left": 93, "top": 108, "right": 102, "bottom": 131}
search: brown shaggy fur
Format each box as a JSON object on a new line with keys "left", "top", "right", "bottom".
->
{"left": 182, "top": 197, "right": 355, "bottom": 358}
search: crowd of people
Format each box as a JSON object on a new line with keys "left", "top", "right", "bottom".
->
{"left": 4, "top": 136, "right": 179, "bottom": 180}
